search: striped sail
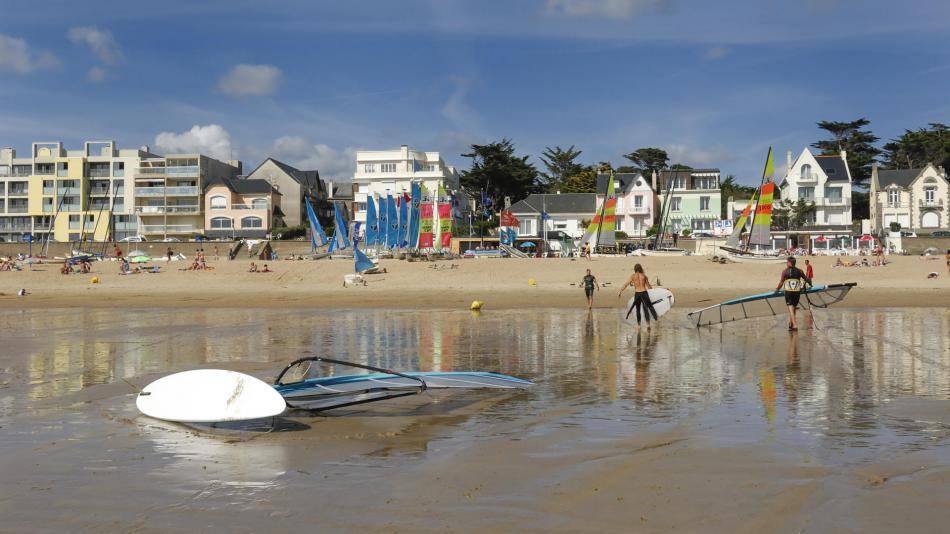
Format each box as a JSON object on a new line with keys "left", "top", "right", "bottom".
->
{"left": 581, "top": 175, "right": 617, "bottom": 248}
{"left": 748, "top": 148, "right": 775, "bottom": 248}
{"left": 724, "top": 194, "right": 755, "bottom": 249}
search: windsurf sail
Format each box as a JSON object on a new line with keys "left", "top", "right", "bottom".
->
{"left": 580, "top": 174, "right": 617, "bottom": 250}
{"left": 398, "top": 193, "right": 409, "bottom": 248}
{"left": 273, "top": 357, "right": 533, "bottom": 411}
{"left": 408, "top": 182, "right": 421, "bottom": 249}
{"left": 365, "top": 196, "right": 379, "bottom": 247}
{"left": 687, "top": 283, "right": 857, "bottom": 327}
{"left": 305, "top": 197, "right": 328, "bottom": 249}
{"left": 354, "top": 243, "right": 375, "bottom": 273}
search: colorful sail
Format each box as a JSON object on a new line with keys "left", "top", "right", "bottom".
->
{"left": 408, "top": 182, "right": 421, "bottom": 249}
{"left": 304, "top": 197, "right": 328, "bottom": 249}
{"left": 748, "top": 147, "right": 775, "bottom": 248}
{"left": 365, "top": 196, "right": 379, "bottom": 247}
{"left": 438, "top": 202, "right": 452, "bottom": 248}
{"left": 398, "top": 193, "right": 409, "bottom": 248}
{"left": 724, "top": 194, "right": 756, "bottom": 249}
{"left": 580, "top": 175, "right": 617, "bottom": 249}
{"left": 419, "top": 202, "right": 434, "bottom": 249}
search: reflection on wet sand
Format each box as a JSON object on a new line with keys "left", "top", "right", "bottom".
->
{"left": 0, "top": 307, "right": 947, "bottom": 531}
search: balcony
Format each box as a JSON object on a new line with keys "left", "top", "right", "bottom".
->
{"left": 166, "top": 186, "right": 199, "bottom": 196}
{"left": 89, "top": 188, "right": 111, "bottom": 196}
{"left": 166, "top": 165, "right": 199, "bottom": 177}
{"left": 134, "top": 205, "right": 200, "bottom": 214}
{"left": 821, "top": 197, "right": 848, "bottom": 206}
{"left": 88, "top": 169, "right": 111, "bottom": 178}
{"left": 8, "top": 205, "right": 29, "bottom": 214}
{"left": 135, "top": 187, "right": 165, "bottom": 197}
{"left": 12, "top": 168, "right": 31, "bottom": 177}
{"left": 626, "top": 205, "right": 650, "bottom": 215}
{"left": 798, "top": 172, "right": 818, "bottom": 183}
{"left": 140, "top": 224, "right": 200, "bottom": 234}
{"left": 8, "top": 188, "right": 29, "bottom": 196}
{"left": 919, "top": 199, "right": 944, "bottom": 208}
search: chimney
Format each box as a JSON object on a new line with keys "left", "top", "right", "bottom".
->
{"left": 651, "top": 170, "right": 657, "bottom": 191}
{"left": 786, "top": 150, "right": 792, "bottom": 170}
{"left": 938, "top": 165, "right": 946, "bottom": 177}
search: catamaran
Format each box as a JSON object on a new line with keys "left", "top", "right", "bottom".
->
{"left": 578, "top": 172, "right": 617, "bottom": 254}
{"left": 687, "top": 282, "right": 856, "bottom": 327}
{"left": 641, "top": 168, "right": 688, "bottom": 256}
{"left": 721, "top": 147, "right": 786, "bottom": 263}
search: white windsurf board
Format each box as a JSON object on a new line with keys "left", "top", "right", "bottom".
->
{"left": 136, "top": 369, "right": 286, "bottom": 423}
{"left": 621, "top": 287, "right": 674, "bottom": 325}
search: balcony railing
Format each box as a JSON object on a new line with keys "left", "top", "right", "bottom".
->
{"left": 12, "top": 169, "right": 31, "bottom": 177}
{"left": 798, "top": 172, "right": 818, "bottom": 182}
{"left": 89, "top": 188, "right": 111, "bottom": 196}
{"left": 135, "top": 187, "right": 164, "bottom": 196}
{"left": 140, "top": 224, "right": 199, "bottom": 234}
{"left": 88, "top": 169, "right": 111, "bottom": 178}
{"left": 134, "top": 205, "right": 200, "bottom": 214}
{"left": 166, "top": 186, "right": 199, "bottom": 196}
{"left": 232, "top": 203, "right": 269, "bottom": 210}
{"left": 8, "top": 188, "right": 29, "bottom": 196}
{"left": 627, "top": 205, "right": 649, "bottom": 214}
{"left": 57, "top": 170, "right": 69, "bottom": 177}
{"left": 8, "top": 205, "right": 29, "bottom": 213}
{"left": 136, "top": 167, "right": 166, "bottom": 176}
{"left": 166, "top": 166, "right": 199, "bottom": 176}
{"left": 919, "top": 199, "right": 944, "bottom": 208}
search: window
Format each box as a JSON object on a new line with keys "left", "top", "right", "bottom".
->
{"left": 355, "top": 202, "right": 367, "bottom": 212}
{"left": 888, "top": 189, "right": 899, "bottom": 207}
{"left": 798, "top": 187, "right": 815, "bottom": 201}
{"left": 57, "top": 162, "right": 69, "bottom": 177}
{"left": 692, "top": 219, "right": 712, "bottom": 231}
{"left": 0, "top": 165, "right": 9, "bottom": 177}
{"left": 210, "top": 195, "right": 228, "bottom": 209}
{"left": 113, "top": 162, "right": 125, "bottom": 177}
{"left": 381, "top": 163, "right": 397, "bottom": 173}
{"left": 250, "top": 198, "right": 268, "bottom": 209}
{"left": 518, "top": 218, "right": 535, "bottom": 236}
{"left": 34, "top": 163, "right": 54, "bottom": 175}
{"left": 68, "top": 214, "right": 80, "bottom": 229}
{"left": 241, "top": 216, "right": 263, "bottom": 228}
{"left": 634, "top": 195, "right": 643, "bottom": 208}
{"left": 700, "top": 196, "right": 710, "bottom": 211}
{"left": 695, "top": 177, "right": 717, "bottom": 189}
{"left": 363, "top": 163, "right": 375, "bottom": 173}
{"left": 924, "top": 187, "right": 936, "bottom": 204}
{"left": 671, "top": 198, "right": 682, "bottom": 211}
{"left": 210, "top": 217, "right": 232, "bottom": 229}
{"left": 801, "top": 164, "right": 813, "bottom": 180}
{"left": 826, "top": 187, "right": 842, "bottom": 203}
{"left": 425, "top": 164, "right": 438, "bottom": 172}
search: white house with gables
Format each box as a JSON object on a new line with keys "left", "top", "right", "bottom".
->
{"left": 869, "top": 163, "right": 949, "bottom": 234}
{"left": 778, "top": 148, "right": 853, "bottom": 231}
{"left": 596, "top": 173, "right": 657, "bottom": 237}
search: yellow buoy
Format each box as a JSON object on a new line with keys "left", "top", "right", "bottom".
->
{"left": 91, "top": 277, "right": 100, "bottom": 284}
{"left": 528, "top": 278, "right": 537, "bottom": 286}
{"left": 470, "top": 300, "right": 484, "bottom": 310}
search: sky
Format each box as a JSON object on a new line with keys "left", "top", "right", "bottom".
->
{"left": 1, "top": 0, "right": 949, "bottom": 184}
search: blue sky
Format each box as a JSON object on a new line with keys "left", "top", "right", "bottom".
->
{"left": 1, "top": 0, "right": 949, "bottom": 183}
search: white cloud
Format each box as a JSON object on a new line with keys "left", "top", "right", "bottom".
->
{"left": 86, "top": 66, "right": 107, "bottom": 83}
{"left": 0, "top": 34, "right": 59, "bottom": 74}
{"left": 269, "top": 136, "right": 359, "bottom": 180}
{"left": 217, "top": 64, "right": 283, "bottom": 97}
{"left": 155, "top": 124, "right": 234, "bottom": 161}
{"left": 67, "top": 26, "right": 121, "bottom": 64}
{"left": 704, "top": 45, "right": 730, "bottom": 60}
{"left": 544, "top": 0, "right": 668, "bottom": 19}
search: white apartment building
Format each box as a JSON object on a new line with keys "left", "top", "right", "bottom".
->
{"left": 352, "top": 145, "right": 464, "bottom": 224}
{"left": 870, "top": 163, "right": 949, "bottom": 233}
{"left": 0, "top": 141, "right": 151, "bottom": 243}
{"left": 778, "top": 148, "right": 853, "bottom": 231}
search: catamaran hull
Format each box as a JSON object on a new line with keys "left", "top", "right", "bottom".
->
{"left": 726, "top": 252, "right": 787, "bottom": 263}
{"left": 638, "top": 248, "right": 688, "bottom": 257}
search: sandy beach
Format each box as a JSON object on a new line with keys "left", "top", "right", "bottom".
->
{"left": 1, "top": 254, "right": 947, "bottom": 310}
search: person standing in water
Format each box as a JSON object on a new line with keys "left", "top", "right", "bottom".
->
{"left": 581, "top": 268, "right": 599, "bottom": 310}
{"left": 619, "top": 263, "right": 658, "bottom": 328}
{"left": 776, "top": 257, "right": 813, "bottom": 331}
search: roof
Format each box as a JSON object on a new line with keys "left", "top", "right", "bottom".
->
{"left": 814, "top": 154, "right": 849, "bottom": 182}
{"left": 876, "top": 168, "right": 921, "bottom": 188}
{"left": 247, "top": 158, "right": 322, "bottom": 190}
{"left": 328, "top": 182, "right": 354, "bottom": 198}
{"left": 596, "top": 173, "right": 647, "bottom": 194}
{"left": 206, "top": 177, "right": 279, "bottom": 195}
{"left": 509, "top": 193, "right": 595, "bottom": 215}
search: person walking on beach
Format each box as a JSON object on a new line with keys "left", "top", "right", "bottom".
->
{"left": 581, "top": 269, "right": 599, "bottom": 310}
{"left": 166, "top": 247, "right": 174, "bottom": 262}
{"left": 804, "top": 259, "right": 814, "bottom": 281}
{"left": 776, "top": 257, "right": 813, "bottom": 331}
{"left": 619, "top": 263, "right": 658, "bottom": 328}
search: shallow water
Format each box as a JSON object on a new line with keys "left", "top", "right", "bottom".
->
{"left": 0, "top": 307, "right": 948, "bottom": 532}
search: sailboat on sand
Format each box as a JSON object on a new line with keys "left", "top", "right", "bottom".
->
{"left": 640, "top": 168, "right": 688, "bottom": 256}
{"left": 578, "top": 172, "right": 617, "bottom": 254}
{"left": 721, "top": 147, "right": 787, "bottom": 263}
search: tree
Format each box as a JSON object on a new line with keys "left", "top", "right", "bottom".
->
{"left": 622, "top": 147, "right": 669, "bottom": 178}
{"left": 559, "top": 166, "right": 598, "bottom": 193}
{"left": 670, "top": 163, "right": 693, "bottom": 170}
{"left": 538, "top": 145, "right": 584, "bottom": 192}
{"left": 461, "top": 139, "right": 539, "bottom": 208}
{"left": 773, "top": 199, "right": 817, "bottom": 231}
{"left": 882, "top": 123, "right": 950, "bottom": 170}
{"left": 718, "top": 174, "right": 757, "bottom": 218}
{"left": 811, "top": 118, "right": 881, "bottom": 188}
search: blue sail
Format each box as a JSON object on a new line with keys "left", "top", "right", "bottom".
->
{"left": 305, "top": 197, "right": 328, "bottom": 249}
{"left": 365, "top": 196, "right": 379, "bottom": 246}
{"left": 378, "top": 194, "right": 387, "bottom": 248}
{"left": 354, "top": 243, "right": 375, "bottom": 273}
{"left": 408, "top": 182, "right": 421, "bottom": 249}
{"left": 398, "top": 194, "right": 409, "bottom": 248}
{"left": 329, "top": 202, "right": 349, "bottom": 252}
{"left": 386, "top": 194, "right": 398, "bottom": 248}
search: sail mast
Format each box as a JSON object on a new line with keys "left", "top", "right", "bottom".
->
{"left": 746, "top": 147, "right": 775, "bottom": 252}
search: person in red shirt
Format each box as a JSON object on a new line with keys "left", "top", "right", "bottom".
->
{"left": 805, "top": 259, "right": 814, "bottom": 281}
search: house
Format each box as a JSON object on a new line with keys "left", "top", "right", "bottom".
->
{"left": 778, "top": 149, "right": 853, "bottom": 231}
{"left": 352, "top": 145, "right": 468, "bottom": 224}
{"left": 243, "top": 158, "right": 325, "bottom": 227}
{"left": 596, "top": 173, "right": 656, "bottom": 237}
{"left": 870, "top": 163, "right": 949, "bottom": 233}
{"left": 203, "top": 178, "right": 281, "bottom": 239}
{"left": 654, "top": 168, "right": 722, "bottom": 235}
{"left": 327, "top": 181, "right": 355, "bottom": 218}
{"left": 507, "top": 193, "right": 595, "bottom": 239}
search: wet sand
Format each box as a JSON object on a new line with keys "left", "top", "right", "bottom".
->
{"left": 1, "top": 255, "right": 948, "bottom": 310}
{"left": 0, "top": 307, "right": 948, "bottom": 532}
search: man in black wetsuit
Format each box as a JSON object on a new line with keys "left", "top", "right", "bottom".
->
{"left": 776, "top": 257, "right": 813, "bottom": 331}
{"left": 581, "top": 269, "right": 599, "bottom": 310}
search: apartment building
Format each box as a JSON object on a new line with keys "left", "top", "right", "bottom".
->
{"left": 204, "top": 178, "right": 280, "bottom": 239}
{"left": 0, "top": 141, "right": 150, "bottom": 243}
{"left": 869, "top": 163, "right": 949, "bottom": 233}
{"left": 352, "top": 145, "right": 465, "bottom": 224}
{"left": 778, "top": 148, "right": 853, "bottom": 231}
{"left": 243, "top": 158, "right": 326, "bottom": 227}
{"left": 134, "top": 154, "right": 241, "bottom": 239}
{"left": 596, "top": 172, "right": 656, "bottom": 237}
{"left": 654, "top": 168, "right": 722, "bottom": 234}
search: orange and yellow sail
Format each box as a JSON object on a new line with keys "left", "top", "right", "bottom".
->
{"left": 581, "top": 175, "right": 617, "bottom": 248}
{"left": 748, "top": 147, "right": 775, "bottom": 247}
